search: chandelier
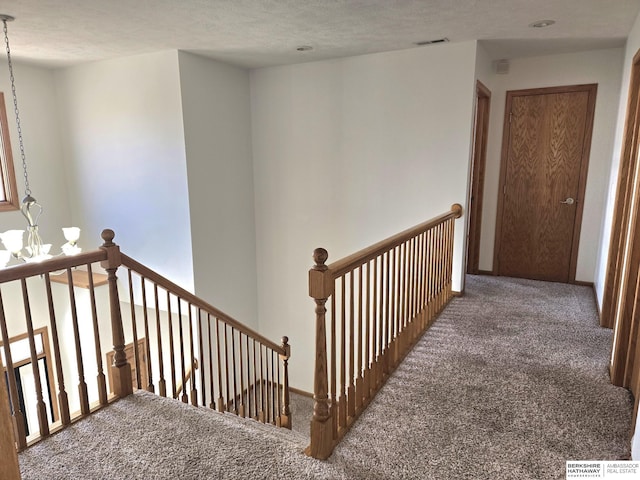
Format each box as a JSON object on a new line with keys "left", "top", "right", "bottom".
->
{"left": 0, "top": 14, "right": 81, "bottom": 266}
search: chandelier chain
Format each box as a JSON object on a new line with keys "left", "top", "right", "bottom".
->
{"left": 3, "top": 19, "right": 30, "bottom": 197}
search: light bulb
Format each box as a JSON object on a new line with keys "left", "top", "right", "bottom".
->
{"left": 0, "top": 230, "right": 24, "bottom": 256}
{"left": 62, "top": 227, "right": 81, "bottom": 244}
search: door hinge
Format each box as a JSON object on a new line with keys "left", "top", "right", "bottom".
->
{"left": 509, "top": 111, "right": 513, "bottom": 123}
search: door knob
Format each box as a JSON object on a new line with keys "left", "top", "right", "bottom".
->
{"left": 560, "top": 197, "right": 575, "bottom": 205}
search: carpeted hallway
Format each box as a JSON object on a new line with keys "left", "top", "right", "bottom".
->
{"left": 18, "top": 275, "right": 633, "bottom": 479}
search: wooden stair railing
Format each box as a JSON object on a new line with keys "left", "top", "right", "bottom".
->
{"left": 306, "top": 204, "right": 463, "bottom": 459}
{"left": 0, "top": 229, "right": 291, "bottom": 459}
{"left": 119, "top": 253, "right": 291, "bottom": 427}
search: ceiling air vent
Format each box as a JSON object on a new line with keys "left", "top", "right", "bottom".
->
{"left": 414, "top": 38, "right": 449, "bottom": 46}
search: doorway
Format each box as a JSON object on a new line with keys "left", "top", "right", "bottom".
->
{"left": 493, "top": 84, "right": 597, "bottom": 283}
{"left": 467, "top": 81, "right": 491, "bottom": 275}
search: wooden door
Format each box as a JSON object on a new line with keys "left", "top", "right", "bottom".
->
{"left": 494, "top": 84, "right": 597, "bottom": 282}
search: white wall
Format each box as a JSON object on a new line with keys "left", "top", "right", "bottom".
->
{"left": 250, "top": 42, "right": 478, "bottom": 391}
{"left": 54, "top": 51, "right": 194, "bottom": 290}
{"left": 178, "top": 52, "right": 258, "bottom": 326}
{"left": 477, "top": 48, "right": 624, "bottom": 283}
{"left": 0, "top": 61, "right": 71, "bottom": 247}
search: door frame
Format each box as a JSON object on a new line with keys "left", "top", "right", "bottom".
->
{"left": 492, "top": 83, "right": 598, "bottom": 282}
{"left": 466, "top": 80, "right": 491, "bottom": 275}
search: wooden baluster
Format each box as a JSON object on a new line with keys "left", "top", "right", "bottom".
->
{"left": 276, "top": 345, "right": 282, "bottom": 426}
{"left": 154, "top": 284, "right": 166, "bottom": 397}
{"left": 403, "top": 242, "right": 410, "bottom": 342}
{"left": 188, "top": 304, "right": 198, "bottom": 406}
{"left": 100, "top": 229, "right": 132, "bottom": 398}
{"left": 438, "top": 223, "right": 445, "bottom": 306}
{"left": 252, "top": 339, "right": 259, "bottom": 419}
{"left": 420, "top": 232, "right": 426, "bottom": 328}
{"left": 422, "top": 229, "right": 430, "bottom": 327}
{"left": 266, "top": 347, "right": 272, "bottom": 424}
{"left": 245, "top": 335, "right": 252, "bottom": 417}
{"left": 424, "top": 230, "right": 431, "bottom": 323}
{"left": 215, "top": 318, "right": 224, "bottom": 412}
{"left": 373, "top": 256, "right": 381, "bottom": 389}
{"left": 394, "top": 246, "right": 400, "bottom": 349}
{"left": 197, "top": 309, "right": 205, "bottom": 407}
{"left": 167, "top": 292, "right": 177, "bottom": 399}
{"left": 43, "top": 274, "right": 70, "bottom": 427}
{"left": 400, "top": 242, "right": 407, "bottom": 345}
{"left": 207, "top": 315, "right": 216, "bottom": 409}
{"left": 224, "top": 323, "right": 231, "bottom": 412}
{"left": 126, "top": 269, "right": 141, "bottom": 390}
{"left": 330, "top": 290, "right": 337, "bottom": 438}
{"left": 433, "top": 226, "right": 440, "bottom": 316}
{"left": 348, "top": 272, "right": 355, "bottom": 418}
{"left": 238, "top": 331, "right": 245, "bottom": 417}
{"left": 231, "top": 328, "right": 239, "bottom": 414}
{"left": 87, "top": 263, "right": 108, "bottom": 405}
{"left": 0, "top": 354, "right": 20, "bottom": 480}
{"left": 177, "top": 298, "right": 187, "bottom": 403}
{"left": 384, "top": 251, "right": 391, "bottom": 373}
{"left": 64, "top": 271, "right": 89, "bottom": 415}
{"left": 21, "top": 278, "right": 50, "bottom": 436}
{"left": 272, "top": 350, "right": 278, "bottom": 424}
{"left": 432, "top": 225, "right": 440, "bottom": 311}
{"left": 364, "top": 261, "right": 371, "bottom": 399}
{"left": 268, "top": 349, "right": 273, "bottom": 424}
{"left": 259, "top": 343, "right": 265, "bottom": 422}
{"left": 410, "top": 237, "right": 417, "bottom": 333}
{"left": 356, "top": 266, "right": 363, "bottom": 411}
{"left": 0, "top": 289, "right": 26, "bottom": 449}
{"left": 279, "top": 336, "right": 291, "bottom": 429}
{"left": 306, "top": 248, "right": 334, "bottom": 459}
{"left": 390, "top": 247, "right": 397, "bottom": 366}
{"left": 140, "top": 277, "right": 154, "bottom": 392}
{"left": 412, "top": 236, "right": 418, "bottom": 328}
{"left": 418, "top": 232, "right": 429, "bottom": 331}
{"left": 339, "top": 275, "right": 347, "bottom": 429}
{"left": 443, "top": 220, "right": 451, "bottom": 300}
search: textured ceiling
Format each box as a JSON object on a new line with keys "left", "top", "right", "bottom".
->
{"left": 3, "top": 0, "right": 640, "bottom": 69}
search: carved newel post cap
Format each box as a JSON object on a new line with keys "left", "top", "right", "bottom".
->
{"left": 101, "top": 229, "right": 116, "bottom": 246}
{"left": 451, "top": 203, "right": 463, "bottom": 218}
{"left": 313, "top": 248, "right": 328, "bottom": 270}
{"left": 281, "top": 336, "right": 289, "bottom": 345}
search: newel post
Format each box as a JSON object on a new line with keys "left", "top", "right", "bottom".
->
{"left": 100, "top": 229, "right": 133, "bottom": 398}
{"left": 0, "top": 356, "right": 21, "bottom": 480}
{"left": 279, "top": 336, "right": 292, "bottom": 429}
{"left": 306, "top": 248, "right": 335, "bottom": 460}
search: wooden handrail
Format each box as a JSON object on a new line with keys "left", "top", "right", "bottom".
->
{"left": 328, "top": 204, "right": 462, "bottom": 277}
{"left": 120, "top": 253, "right": 284, "bottom": 354}
{"left": 307, "top": 203, "right": 463, "bottom": 460}
{"left": 0, "top": 250, "right": 106, "bottom": 284}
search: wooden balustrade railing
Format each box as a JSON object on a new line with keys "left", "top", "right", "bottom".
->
{"left": 306, "top": 204, "right": 463, "bottom": 459}
{"left": 119, "top": 253, "right": 291, "bottom": 427}
{"left": 0, "top": 229, "right": 290, "bottom": 457}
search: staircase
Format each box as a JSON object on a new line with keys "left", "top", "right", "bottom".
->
{"left": 2, "top": 205, "right": 482, "bottom": 478}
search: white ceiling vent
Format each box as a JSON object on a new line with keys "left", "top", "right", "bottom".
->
{"left": 414, "top": 38, "right": 449, "bottom": 46}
